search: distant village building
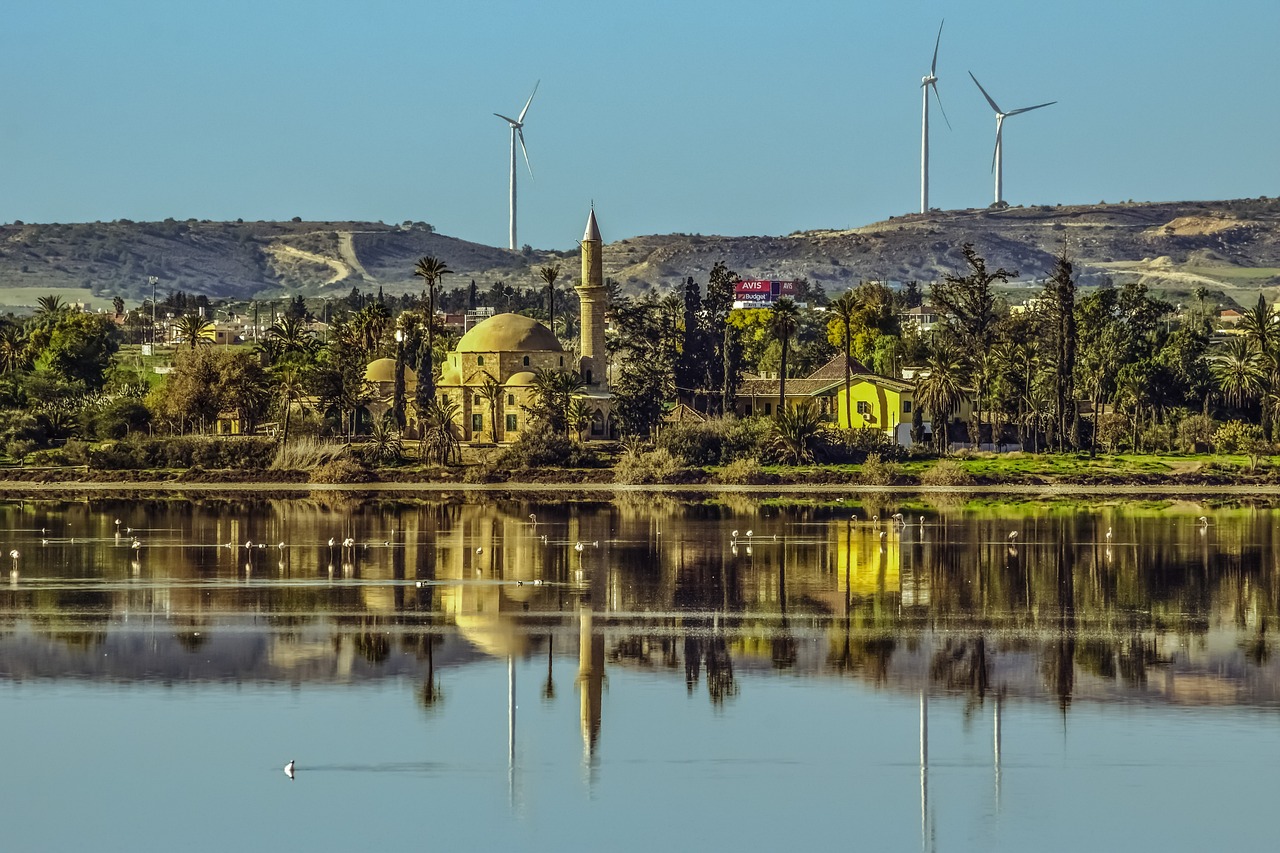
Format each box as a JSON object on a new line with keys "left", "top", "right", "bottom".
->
{"left": 898, "top": 305, "right": 938, "bottom": 332}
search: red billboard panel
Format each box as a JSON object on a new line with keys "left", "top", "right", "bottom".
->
{"left": 734, "top": 280, "right": 799, "bottom": 299}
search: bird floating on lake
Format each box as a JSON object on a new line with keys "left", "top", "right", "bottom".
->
{"left": 574, "top": 542, "right": 584, "bottom": 552}
{"left": 284, "top": 760, "right": 295, "bottom": 779}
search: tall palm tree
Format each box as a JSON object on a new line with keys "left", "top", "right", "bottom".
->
{"left": 769, "top": 298, "right": 800, "bottom": 415}
{"left": 916, "top": 342, "right": 965, "bottom": 454}
{"left": 420, "top": 397, "right": 461, "bottom": 465}
{"left": 830, "top": 290, "right": 859, "bottom": 428}
{"left": 540, "top": 265, "right": 561, "bottom": 336}
{"left": 274, "top": 366, "right": 306, "bottom": 445}
{"left": 173, "top": 314, "right": 214, "bottom": 350}
{"left": 0, "top": 324, "right": 28, "bottom": 375}
{"left": 1239, "top": 293, "right": 1279, "bottom": 359}
{"left": 1211, "top": 336, "right": 1265, "bottom": 411}
{"left": 267, "top": 314, "right": 318, "bottom": 357}
{"left": 475, "top": 371, "right": 504, "bottom": 441}
{"left": 413, "top": 256, "right": 452, "bottom": 408}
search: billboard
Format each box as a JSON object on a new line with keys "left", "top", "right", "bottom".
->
{"left": 733, "top": 280, "right": 799, "bottom": 303}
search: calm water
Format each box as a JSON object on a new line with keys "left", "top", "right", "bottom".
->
{"left": 1, "top": 492, "right": 1278, "bottom": 851}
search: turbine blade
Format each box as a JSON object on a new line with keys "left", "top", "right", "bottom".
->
{"left": 518, "top": 128, "right": 533, "bottom": 179}
{"left": 517, "top": 80, "right": 540, "bottom": 124}
{"left": 991, "top": 124, "right": 1002, "bottom": 173}
{"left": 931, "top": 20, "right": 944, "bottom": 76}
{"left": 932, "top": 83, "right": 951, "bottom": 130}
{"left": 1007, "top": 101, "right": 1057, "bottom": 116}
{"left": 969, "top": 71, "right": 1002, "bottom": 115}
{"left": 494, "top": 113, "right": 520, "bottom": 125}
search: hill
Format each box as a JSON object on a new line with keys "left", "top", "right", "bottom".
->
{"left": 2, "top": 198, "right": 1278, "bottom": 311}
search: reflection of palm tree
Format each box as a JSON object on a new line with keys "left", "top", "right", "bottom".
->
{"left": 542, "top": 634, "right": 556, "bottom": 701}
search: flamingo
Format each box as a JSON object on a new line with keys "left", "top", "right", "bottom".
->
{"left": 1007, "top": 531, "right": 1019, "bottom": 542}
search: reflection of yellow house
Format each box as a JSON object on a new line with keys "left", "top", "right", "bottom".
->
{"left": 836, "top": 526, "right": 901, "bottom": 597}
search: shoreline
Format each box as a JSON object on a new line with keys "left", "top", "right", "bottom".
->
{"left": 0, "top": 479, "right": 1276, "bottom": 497}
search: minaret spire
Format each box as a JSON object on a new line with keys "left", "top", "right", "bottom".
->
{"left": 577, "top": 205, "right": 607, "bottom": 387}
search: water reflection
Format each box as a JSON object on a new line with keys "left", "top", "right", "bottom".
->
{"left": 1, "top": 495, "right": 1279, "bottom": 717}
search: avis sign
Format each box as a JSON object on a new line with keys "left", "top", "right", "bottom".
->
{"left": 733, "top": 280, "right": 798, "bottom": 303}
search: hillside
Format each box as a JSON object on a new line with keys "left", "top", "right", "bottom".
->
{"left": 1, "top": 198, "right": 1278, "bottom": 311}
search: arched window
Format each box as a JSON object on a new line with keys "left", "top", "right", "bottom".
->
{"left": 477, "top": 356, "right": 485, "bottom": 366}
{"left": 507, "top": 394, "right": 515, "bottom": 405}
{"left": 474, "top": 393, "right": 482, "bottom": 406}
{"left": 522, "top": 355, "right": 530, "bottom": 367}
{"left": 585, "top": 369, "right": 593, "bottom": 384}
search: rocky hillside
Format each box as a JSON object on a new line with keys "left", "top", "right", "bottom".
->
{"left": 2, "top": 198, "right": 1278, "bottom": 311}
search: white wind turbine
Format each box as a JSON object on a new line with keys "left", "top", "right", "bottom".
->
{"left": 920, "top": 21, "right": 950, "bottom": 214}
{"left": 494, "top": 81, "right": 539, "bottom": 251}
{"left": 968, "top": 72, "right": 1055, "bottom": 206}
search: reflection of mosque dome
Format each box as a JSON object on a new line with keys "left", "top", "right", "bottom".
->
{"left": 457, "top": 313, "right": 561, "bottom": 353}
{"left": 504, "top": 371, "right": 537, "bottom": 387}
{"left": 455, "top": 614, "right": 529, "bottom": 657}
{"left": 364, "top": 358, "right": 417, "bottom": 384}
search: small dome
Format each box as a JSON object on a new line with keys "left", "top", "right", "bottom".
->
{"left": 505, "top": 371, "right": 537, "bottom": 387}
{"left": 365, "top": 358, "right": 417, "bottom": 384}
{"left": 457, "top": 313, "right": 561, "bottom": 353}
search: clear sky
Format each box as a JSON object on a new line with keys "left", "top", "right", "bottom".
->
{"left": 4, "top": 0, "right": 1278, "bottom": 250}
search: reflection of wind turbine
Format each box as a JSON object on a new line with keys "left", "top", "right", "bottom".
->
{"left": 920, "top": 21, "right": 950, "bottom": 214}
{"left": 494, "top": 81, "right": 539, "bottom": 251}
{"left": 968, "top": 72, "right": 1056, "bottom": 206}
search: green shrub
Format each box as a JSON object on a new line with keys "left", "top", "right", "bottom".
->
{"left": 1213, "top": 420, "right": 1264, "bottom": 454}
{"left": 817, "top": 427, "right": 905, "bottom": 463}
{"left": 714, "top": 456, "right": 772, "bottom": 485}
{"left": 919, "top": 458, "right": 975, "bottom": 486}
{"left": 88, "top": 436, "right": 277, "bottom": 470}
{"left": 615, "top": 447, "right": 682, "bottom": 484}
{"left": 657, "top": 416, "right": 771, "bottom": 466}
{"left": 1176, "top": 413, "right": 1215, "bottom": 453}
{"left": 495, "top": 427, "right": 599, "bottom": 469}
{"left": 1140, "top": 421, "right": 1175, "bottom": 454}
{"left": 858, "top": 453, "right": 900, "bottom": 485}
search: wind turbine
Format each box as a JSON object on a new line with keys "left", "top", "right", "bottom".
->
{"left": 968, "top": 72, "right": 1056, "bottom": 206}
{"left": 920, "top": 21, "right": 950, "bottom": 214}
{"left": 494, "top": 81, "right": 539, "bottom": 251}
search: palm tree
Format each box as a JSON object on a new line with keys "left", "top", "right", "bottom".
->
{"left": 540, "top": 264, "right": 561, "bottom": 336}
{"left": 530, "top": 367, "right": 586, "bottom": 437}
{"left": 1239, "top": 293, "right": 1279, "bottom": 359}
{"left": 916, "top": 342, "right": 965, "bottom": 454}
{"left": 267, "top": 314, "right": 318, "bottom": 357}
{"left": 771, "top": 400, "right": 823, "bottom": 464}
{"left": 369, "top": 417, "right": 403, "bottom": 465}
{"left": 420, "top": 397, "right": 461, "bottom": 465}
{"left": 0, "top": 324, "right": 28, "bottom": 375}
{"left": 475, "top": 371, "right": 504, "bottom": 441}
{"left": 35, "top": 295, "right": 66, "bottom": 316}
{"left": 567, "top": 398, "right": 594, "bottom": 442}
{"left": 830, "top": 290, "right": 859, "bottom": 428}
{"left": 173, "top": 314, "right": 214, "bottom": 350}
{"left": 1211, "top": 336, "right": 1265, "bottom": 411}
{"left": 413, "top": 255, "right": 452, "bottom": 408}
{"left": 274, "top": 366, "right": 306, "bottom": 445}
{"left": 769, "top": 298, "right": 800, "bottom": 415}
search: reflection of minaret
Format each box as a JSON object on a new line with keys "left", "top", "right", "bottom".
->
{"left": 993, "top": 692, "right": 1002, "bottom": 813}
{"left": 576, "top": 207, "right": 608, "bottom": 388}
{"left": 577, "top": 606, "right": 604, "bottom": 772}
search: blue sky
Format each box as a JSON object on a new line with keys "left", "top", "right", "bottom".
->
{"left": 4, "top": 0, "right": 1277, "bottom": 250}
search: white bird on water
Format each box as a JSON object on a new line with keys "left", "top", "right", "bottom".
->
{"left": 1105, "top": 527, "right": 1113, "bottom": 542}
{"left": 574, "top": 541, "right": 584, "bottom": 552}
{"left": 284, "top": 759, "right": 295, "bottom": 779}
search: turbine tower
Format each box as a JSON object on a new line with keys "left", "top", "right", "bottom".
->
{"left": 920, "top": 21, "right": 950, "bottom": 214}
{"left": 968, "top": 72, "right": 1055, "bottom": 206}
{"left": 494, "top": 81, "right": 539, "bottom": 251}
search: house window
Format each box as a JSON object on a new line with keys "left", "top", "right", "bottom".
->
{"left": 507, "top": 393, "right": 515, "bottom": 405}
{"left": 477, "top": 356, "right": 485, "bottom": 366}
{"left": 903, "top": 400, "right": 912, "bottom": 413}
{"left": 585, "top": 369, "right": 593, "bottom": 384}
{"left": 506, "top": 413, "right": 518, "bottom": 432}
{"left": 471, "top": 413, "right": 483, "bottom": 432}
{"left": 857, "top": 401, "right": 871, "bottom": 415}
{"left": 764, "top": 402, "right": 772, "bottom": 416}
{"left": 522, "top": 356, "right": 530, "bottom": 366}
{"left": 744, "top": 404, "right": 753, "bottom": 417}
{"left": 559, "top": 356, "right": 564, "bottom": 367}
{"left": 474, "top": 393, "right": 482, "bottom": 405}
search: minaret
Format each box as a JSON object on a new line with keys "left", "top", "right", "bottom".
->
{"left": 577, "top": 206, "right": 607, "bottom": 388}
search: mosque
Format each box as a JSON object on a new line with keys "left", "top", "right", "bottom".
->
{"left": 364, "top": 207, "right": 613, "bottom": 442}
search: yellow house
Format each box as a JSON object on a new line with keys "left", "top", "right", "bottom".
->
{"left": 834, "top": 375, "right": 917, "bottom": 442}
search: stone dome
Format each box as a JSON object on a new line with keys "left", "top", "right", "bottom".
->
{"left": 505, "top": 370, "right": 537, "bottom": 387}
{"left": 365, "top": 358, "right": 417, "bottom": 384}
{"left": 456, "top": 313, "right": 561, "bottom": 353}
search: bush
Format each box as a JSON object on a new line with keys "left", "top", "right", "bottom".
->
{"left": 816, "top": 427, "right": 905, "bottom": 463}
{"left": 919, "top": 458, "right": 976, "bottom": 486}
{"left": 1096, "top": 412, "right": 1129, "bottom": 454}
{"left": 1140, "top": 421, "right": 1175, "bottom": 454}
{"left": 614, "top": 447, "right": 682, "bottom": 484}
{"left": 25, "top": 441, "right": 91, "bottom": 467}
{"left": 462, "top": 462, "right": 504, "bottom": 484}
{"left": 1213, "top": 420, "right": 1265, "bottom": 454}
{"left": 310, "top": 458, "right": 374, "bottom": 484}
{"left": 858, "top": 453, "right": 900, "bottom": 485}
{"left": 657, "top": 416, "right": 772, "bottom": 466}
{"left": 272, "top": 437, "right": 348, "bottom": 470}
{"left": 714, "top": 456, "right": 773, "bottom": 485}
{"left": 495, "top": 427, "right": 599, "bottom": 469}
{"left": 88, "top": 436, "right": 278, "bottom": 470}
